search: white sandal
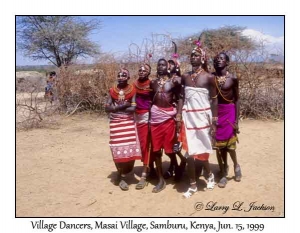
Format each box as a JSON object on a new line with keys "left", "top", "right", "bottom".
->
{"left": 182, "top": 187, "right": 198, "bottom": 198}
{"left": 206, "top": 173, "right": 215, "bottom": 190}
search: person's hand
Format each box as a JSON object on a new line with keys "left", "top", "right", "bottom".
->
{"left": 234, "top": 123, "right": 240, "bottom": 134}
{"left": 173, "top": 141, "right": 182, "bottom": 153}
{"left": 210, "top": 124, "right": 217, "bottom": 149}
{"left": 112, "top": 105, "right": 118, "bottom": 112}
{"left": 210, "top": 124, "right": 217, "bottom": 137}
{"left": 123, "top": 101, "right": 131, "bottom": 108}
{"left": 117, "top": 101, "right": 130, "bottom": 110}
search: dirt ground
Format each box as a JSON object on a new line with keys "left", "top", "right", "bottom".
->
{"left": 16, "top": 114, "right": 284, "bottom": 217}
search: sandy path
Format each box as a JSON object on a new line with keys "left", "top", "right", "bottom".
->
{"left": 16, "top": 114, "right": 284, "bottom": 217}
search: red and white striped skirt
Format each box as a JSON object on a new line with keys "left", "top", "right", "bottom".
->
{"left": 109, "top": 113, "right": 142, "bottom": 163}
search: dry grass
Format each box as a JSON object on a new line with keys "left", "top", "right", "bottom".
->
{"left": 16, "top": 60, "right": 284, "bottom": 130}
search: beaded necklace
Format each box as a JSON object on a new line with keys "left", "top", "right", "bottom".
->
{"left": 157, "top": 75, "right": 169, "bottom": 91}
{"left": 215, "top": 72, "right": 233, "bottom": 103}
{"left": 216, "top": 71, "right": 229, "bottom": 88}
{"left": 190, "top": 67, "right": 204, "bottom": 86}
{"left": 112, "top": 84, "right": 134, "bottom": 101}
{"left": 135, "top": 79, "right": 151, "bottom": 92}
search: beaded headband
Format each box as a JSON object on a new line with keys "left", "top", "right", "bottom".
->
{"left": 139, "top": 63, "right": 151, "bottom": 74}
{"left": 192, "top": 35, "right": 207, "bottom": 63}
{"left": 118, "top": 68, "right": 130, "bottom": 78}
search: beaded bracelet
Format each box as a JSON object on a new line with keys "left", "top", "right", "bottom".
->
{"left": 212, "top": 117, "right": 218, "bottom": 121}
{"left": 175, "top": 114, "right": 182, "bottom": 122}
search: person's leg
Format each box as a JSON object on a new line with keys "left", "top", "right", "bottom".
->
{"left": 162, "top": 119, "right": 178, "bottom": 179}
{"left": 136, "top": 164, "right": 148, "bottom": 189}
{"left": 174, "top": 151, "right": 187, "bottom": 181}
{"left": 228, "top": 150, "right": 242, "bottom": 181}
{"left": 183, "top": 155, "right": 197, "bottom": 198}
{"left": 217, "top": 149, "right": 228, "bottom": 188}
{"left": 220, "top": 149, "right": 229, "bottom": 176}
{"left": 202, "top": 159, "right": 215, "bottom": 190}
{"left": 121, "top": 160, "right": 135, "bottom": 174}
{"left": 187, "top": 156, "right": 197, "bottom": 186}
{"left": 116, "top": 162, "right": 133, "bottom": 191}
{"left": 228, "top": 149, "right": 238, "bottom": 167}
{"left": 148, "top": 157, "right": 156, "bottom": 178}
{"left": 194, "top": 159, "right": 203, "bottom": 179}
{"left": 164, "top": 153, "right": 179, "bottom": 179}
{"left": 152, "top": 151, "right": 166, "bottom": 193}
{"left": 216, "top": 149, "right": 224, "bottom": 175}
{"left": 136, "top": 123, "right": 150, "bottom": 189}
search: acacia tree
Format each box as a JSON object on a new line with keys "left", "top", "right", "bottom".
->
{"left": 176, "top": 26, "right": 256, "bottom": 61}
{"left": 17, "top": 16, "right": 101, "bottom": 67}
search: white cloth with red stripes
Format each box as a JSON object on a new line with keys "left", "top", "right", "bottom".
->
{"left": 182, "top": 86, "right": 213, "bottom": 156}
{"left": 109, "top": 112, "right": 142, "bottom": 163}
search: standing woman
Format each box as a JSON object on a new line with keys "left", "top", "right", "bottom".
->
{"left": 105, "top": 68, "right": 142, "bottom": 191}
{"left": 134, "top": 63, "right": 155, "bottom": 190}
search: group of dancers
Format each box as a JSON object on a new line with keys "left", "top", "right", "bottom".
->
{"left": 105, "top": 40, "right": 241, "bottom": 198}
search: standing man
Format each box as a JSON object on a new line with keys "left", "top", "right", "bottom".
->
{"left": 164, "top": 58, "right": 186, "bottom": 181}
{"left": 213, "top": 52, "right": 241, "bottom": 188}
{"left": 177, "top": 42, "right": 218, "bottom": 198}
{"left": 134, "top": 63, "right": 155, "bottom": 189}
{"left": 149, "top": 58, "right": 182, "bottom": 193}
{"left": 105, "top": 68, "right": 141, "bottom": 191}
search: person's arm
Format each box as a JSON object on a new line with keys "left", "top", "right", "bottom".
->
{"left": 124, "top": 93, "right": 137, "bottom": 113}
{"left": 176, "top": 75, "right": 185, "bottom": 133}
{"left": 105, "top": 94, "right": 115, "bottom": 113}
{"left": 149, "top": 80, "right": 155, "bottom": 104}
{"left": 173, "top": 76, "right": 181, "bottom": 105}
{"left": 105, "top": 91, "right": 131, "bottom": 113}
{"left": 209, "top": 74, "right": 218, "bottom": 137}
{"left": 209, "top": 74, "right": 218, "bottom": 118}
{"left": 233, "top": 75, "right": 240, "bottom": 133}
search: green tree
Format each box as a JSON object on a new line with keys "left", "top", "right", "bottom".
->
{"left": 177, "top": 26, "right": 256, "bottom": 59}
{"left": 17, "top": 16, "right": 101, "bottom": 67}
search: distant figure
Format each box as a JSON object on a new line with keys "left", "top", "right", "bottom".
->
{"left": 105, "top": 69, "right": 142, "bottom": 191}
{"left": 45, "top": 71, "right": 56, "bottom": 103}
{"left": 213, "top": 52, "right": 241, "bottom": 188}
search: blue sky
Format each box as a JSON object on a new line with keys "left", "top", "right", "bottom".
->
{"left": 16, "top": 16, "right": 284, "bottom": 66}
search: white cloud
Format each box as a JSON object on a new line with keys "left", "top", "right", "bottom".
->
{"left": 242, "top": 29, "right": 284, "bottom": 44}
{"left": 242, "top": 29, "right": 284, "bottom": 54}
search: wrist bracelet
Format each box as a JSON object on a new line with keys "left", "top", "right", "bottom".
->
{"left": 212, "top": 117, "right": 218, "bottom": 122}
{"left": 175, "top": 114, "right": 182, "bottom": 122}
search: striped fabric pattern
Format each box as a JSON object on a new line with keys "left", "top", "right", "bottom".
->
{"left": 109, "top": 113, "right": 142, "bottom": 163}
{"left": 181, "top": 86, "right": 213, "bottom": 156}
